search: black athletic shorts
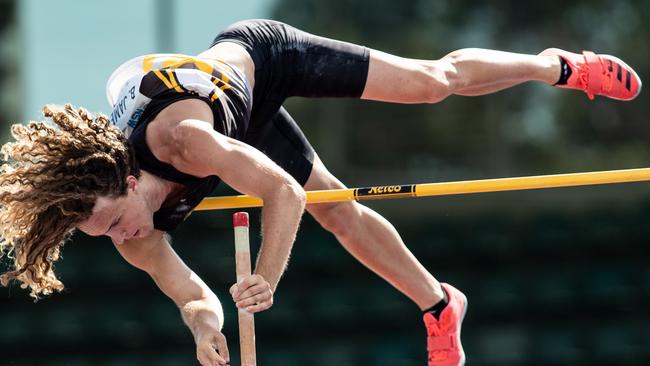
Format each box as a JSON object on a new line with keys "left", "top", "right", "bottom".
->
{"left": 211, "top": 19, "right": 370, "bottom": 185}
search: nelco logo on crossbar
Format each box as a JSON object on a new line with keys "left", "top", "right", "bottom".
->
{"left": 354, "top": 184, "right": 415, "bottom": 200}
{"left": 367, "top": 186, "right": 403, "bottom": 194}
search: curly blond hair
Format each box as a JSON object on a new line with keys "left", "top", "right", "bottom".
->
{"left": 0, "top": 104, "right": 139, "bottom": 299}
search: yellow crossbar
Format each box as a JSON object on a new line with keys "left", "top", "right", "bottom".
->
{"left": 195, "top": 168, "right": 650, "bottom": 211}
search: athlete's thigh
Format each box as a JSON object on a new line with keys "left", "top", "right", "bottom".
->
{"left": 285, "top": 30, "right": 370, "bottom": 99}
{"left": 245, "top": 107, "right": 315, "bottom": 186}
{"left": 304, "top": 154, "right": 345, "bottom": 190}
{"left": 361, "top": 49, "right": 449, "bottom": 103}
{"left": 303, "top": 154, "right": 351, "bottom": 216}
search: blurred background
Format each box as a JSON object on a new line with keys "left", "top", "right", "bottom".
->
{"left": 1, "top": 0, "right": 650, "bottom": 365}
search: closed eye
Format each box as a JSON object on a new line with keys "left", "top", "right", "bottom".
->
{"left": 105, "top": 216, "right": 121, "bottom": 236}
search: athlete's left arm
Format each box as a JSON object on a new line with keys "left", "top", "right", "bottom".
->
{"left": 148, "top": 99, "right": 306, "bottom": 313}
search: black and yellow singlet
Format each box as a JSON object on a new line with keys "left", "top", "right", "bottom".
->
{"left": 107, "top": 53, "right": 252, "bottom": 138}
{"left": 106, "top": 54, "right": 252, "bottom": 231}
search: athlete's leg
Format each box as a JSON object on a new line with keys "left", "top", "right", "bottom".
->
{"left": 361, "top": 48, "right": 561, "bottom": 103}
{"left": 304, "top": 154, "right": 445, "bottom": 310}
{"left": 304, "top": 155, "right": 468, "bottom": 364}
{"left": 208, "top": 19, "right": 641, "bottom": 107}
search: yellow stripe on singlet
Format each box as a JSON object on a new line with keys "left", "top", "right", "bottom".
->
{"left": 165, "top": 70, "right": 185, "bottom": 93}
{"left": 193, "top": 58, "right": 215, "bottom": 76}
{"left": 161, "top": 55, "right": 196, "bottom": 69}
{"left": 215, "top": 61, "right": 231, "bottom": 83}
{"left": 143, "top": 55, "right": 156, "bottom": 73}
{"left": 219, "top": 82, "right": 232, "bottom": 91}
{"left": 158, "top": 55, "right": 215, "bottom": 76}
{"left": 153, "top": 69, "right": 174, "bottom": 89}
{"left": 213, "top": 61, "right": 233, "bottom": 91}
{"left": 210, "top": 88, "right": 225, "bottom": 102}
{"left": 212, "top": 77, "right": 233, "bottom": 92}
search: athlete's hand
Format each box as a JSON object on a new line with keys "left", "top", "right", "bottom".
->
{"left": 230, "top": 274, "right": 274, "bottom": 313}
{"left": 195, "top": 327, "right": 230, "bottom": 366}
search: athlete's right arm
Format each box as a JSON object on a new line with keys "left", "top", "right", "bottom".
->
{"left": 114, "top": 230, "right": 230, "bottom": 366}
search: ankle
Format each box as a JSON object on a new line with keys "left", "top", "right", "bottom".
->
{"left": 419, "top": 284, "right": 447, "bottom": 311}
{"left": 540, "top": 55, "right": 563, "bottom": 84}
{"left": 423, "top": 288, "right": 449, "bottom": 320}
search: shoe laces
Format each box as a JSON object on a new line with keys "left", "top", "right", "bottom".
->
{"left": 425, "top": 315, "right": 450, "bottom": 337}
{"left": 576, "top": 59, "right": 594, "bottom": 100}
{"left": 426, "top": 316, "right": 454, "bottom": 362}
{"left": 578, "top": 55, "right": 613, "bottom": 100}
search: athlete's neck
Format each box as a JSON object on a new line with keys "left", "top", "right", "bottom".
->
{"left": 139, "top": 170, "right": 181, "bottom": 212}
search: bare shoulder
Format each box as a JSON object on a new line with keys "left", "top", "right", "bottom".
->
{"left": 146, "top": 98, "right": 215, "bottom": 164}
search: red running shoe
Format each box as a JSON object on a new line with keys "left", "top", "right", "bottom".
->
{"left": 540, "top": 48, "right": 642, "bottom": 101}
{"left": 423, "top": 283, "right": 468, "bottom": 366}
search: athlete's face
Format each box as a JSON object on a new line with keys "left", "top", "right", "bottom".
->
{"left": 77, "top": 176, "right": 155, "bottom": 245}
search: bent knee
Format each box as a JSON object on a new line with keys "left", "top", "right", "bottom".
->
{"left": 417, "top": 61, "right": 455, "bottom": 103}
{"left": 309, "top": 201, "right": 362, "bottom": 239}
{"left": 437, "top": 48, "right": 487, "bottom": 90}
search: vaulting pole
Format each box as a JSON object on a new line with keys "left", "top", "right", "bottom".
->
{"left": 233, "top": 212, "right": 257, "bottom": 366}
{"left": 195, "top": 168, "right": 650, "bottom": 211}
